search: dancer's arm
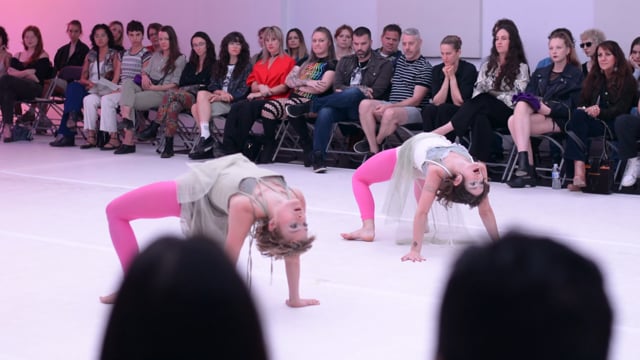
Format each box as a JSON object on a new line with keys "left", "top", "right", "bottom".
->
{"left": 284, "top": 254, "right": 320, "bottom": 308}
{"left": 402, "top": 169, "right": 443, "bottom": 262}
{"left": 225, "top": 197, "right": 255, "bottom": 263}
{"left": 478, "top": 196, "right": 499, "bottom": 241}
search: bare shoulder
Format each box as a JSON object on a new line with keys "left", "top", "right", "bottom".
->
{"left": 228, "top": 193, "right": 252, "bottom": 213}
{"left": 39, "top": 51, "right": 50, "bottom": 59}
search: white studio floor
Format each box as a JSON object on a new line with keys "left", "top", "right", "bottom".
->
{"left": 1, "top": 135, "right": 639, "bottom": 360}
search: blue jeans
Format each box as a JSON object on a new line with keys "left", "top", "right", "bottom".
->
{"left": 58, "top": 82, "right": 88, "bottom": 136}
{"left": 311, "top": 87, "right": 365, "bottom": 155}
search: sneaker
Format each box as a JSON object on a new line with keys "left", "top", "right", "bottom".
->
{"left": 312, "top": 151, "right": 327, "bottom": 173}
{"left": 353, "top": 139, "right": 371, "bottom": 154}
{"left": 621, "top": 157, "right": 640, "bottom": 187}
{"left": 285, "top": 101, "right": 311, "bottom": 118}
{"left": 193, "top": 136, "right": 215, "bottom": 154}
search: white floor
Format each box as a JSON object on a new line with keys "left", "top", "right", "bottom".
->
{"left": 1, "top": 136, "right": 639, "bottom": 360}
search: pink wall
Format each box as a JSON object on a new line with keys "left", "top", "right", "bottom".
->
{"left": 2, "top": 0, "right": 283, "bottom": 58}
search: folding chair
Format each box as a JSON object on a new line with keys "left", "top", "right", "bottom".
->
{"left": 20, "top": 74, "right": 64, "bottom": 136}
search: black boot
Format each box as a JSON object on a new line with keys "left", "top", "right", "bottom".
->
{"left": 138, "top": 121, "right": 160, "bottom": 141}
{"left": 507, "top": 163, "right": 536, "bottom": 188}
{"left": 514, "top": 151, "right": 531, "bottom": 177}
{"left": 161, "top": 137, "right": 174, "bottom": 158}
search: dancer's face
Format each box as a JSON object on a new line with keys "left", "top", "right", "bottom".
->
{"left": 270, "top": 198, "right": 309, "bottom": 243}
{"left": 458, "top": 163, "right": 486, "bottom": 196}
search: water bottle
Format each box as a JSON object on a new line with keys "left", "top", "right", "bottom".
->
{"left": 551, "top": 163, "right": 561, "bottom": 189}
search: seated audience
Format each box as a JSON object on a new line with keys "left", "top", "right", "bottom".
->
{"left": 0, "top": 26, "right": 11, "bottom": 77}
{"left": 100, "top": 235, "right": 269, "bottom": 360}
{"left": 615, "top": 103, "right": 640, "bottom": 187}
{"left": 53, "top": 20, "right": 90, "bottom": 76}
{"left": 421, "top": 35, "right": 477, "bottom": 142}
{"left": 287, "top": 26, "right": 393, "bottom": 172}
{"left": 145, "top": 22, "right": 161, "bottom": 53}
{"left": 334, "top": 24, "right": 354, "bottom": 60}
{"left": 434, "top": 21, "right": 530, "bottom": 163}
{"left": 83, "top": 20, "right": 151, "bottom": 150}
{"left": 564, "top": 40, "right": 636, "bottom": 191}
{"left": 260, "top": 26, "right": 336, "bottom": 164}
{"left": 116, "top": 25, "right": 186, "bottom": 155}
{"left": 630, "top": 36, "right": 640, "bottom": 85}
{"left": 579, "top": 28, "right": 606, "bottom": 76}
{"left": 137, "top": 31, "right": 215, "bottom": 158}
{"left": 189, "top": 31, "right": 252, "bottom": 160}
{"left": 286, "top": 28, "right": 308, "bottom": 64}
{"left": 220, "top": 26, "right": 294, "bottom": 160}
{"left": 436, "top": 231, "right": 613, "bottom": 360}
{"left": 507, "top": 28, "right": 583, "bottom": 188}
{"left": 374, "top": 24, "right": 402, "bottom": 67}
{"left": 109, "top": 21, "right": 125, "bottom": 52}
{"left": 0, "top": 25, "right": 53, "bottom": 142}
{"left": 50, "top": 24, "right": 121, "bottom": 147}
{"left": 354, "top": 28, "right": 432, "bottom": 155}
{"left": 250, "top": 26, "right": 268, "bottom": 64}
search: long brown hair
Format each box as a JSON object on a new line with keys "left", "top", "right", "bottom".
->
{"left": 22, "top": 25, "right": 44, "bottom": 65}
{"left": 159, "top": 25, "right": 182, "bottom": 76}
{"left": 581, "top": 40, "right": 634, "bottom": 105}
{"left": 486, "top": 23, "right": 528, "bottom": 91}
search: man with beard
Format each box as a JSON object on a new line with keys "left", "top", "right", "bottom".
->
{"left": 286, "top": 26, "right": 393, "bottom": 173}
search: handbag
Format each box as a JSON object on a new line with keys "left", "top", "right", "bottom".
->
{"left": 11, "top": 124, "right": 33, "bottom": 142}
{"left": 566, "top": 116, "right": 614, "bottom": 194}
{"left": 583, "top": 156, "right": 613, "bottom": 194}
{"left": 512, "top": 92, "right": 541, "bottom": 111}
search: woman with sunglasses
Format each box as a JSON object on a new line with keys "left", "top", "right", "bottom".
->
{"left": 579, "top": 29, "right": 606, "bottom": 77}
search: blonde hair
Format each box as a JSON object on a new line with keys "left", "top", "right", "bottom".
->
{"left": 253, "top": 220, "right": 314, "bottom": 259}
{"left": 260, "top": 26, "right": 285, "bottom": 62}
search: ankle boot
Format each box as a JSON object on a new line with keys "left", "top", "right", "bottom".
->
{"left": 507, "top": 165, "right": 536, "bottom": 188}
{"left": 514, "top": 151, "right": 531, "bottom": 177}
{"left": 138, "top": 121, "right": 160, "bottom": 141}
{"left": 161, "top": 136, "right": 174, "bottom": 158}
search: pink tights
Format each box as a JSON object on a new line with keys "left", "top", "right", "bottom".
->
{"left": 351, "top": 148, "right": 398, "bottom": 220}
{"left": 105, "top": 180, "right": 181, "bottom": 271}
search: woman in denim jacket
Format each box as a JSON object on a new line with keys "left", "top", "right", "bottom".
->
{"left": 507, "top": 29, "right": 583, "bottom": 188}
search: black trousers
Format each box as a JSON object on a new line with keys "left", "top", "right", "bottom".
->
{"left": 449, "top": 93, "right": 513, "bottom": 162}
{"left": 421, "top": 103, "right": 460, "bottom": 142}
{"left": 221, "top": 99, "right": 269, "bottom": 154}
{"left": 0, "top": 75, "right": 42, "bottom": 125}
{"left": 614, "top": 114, "right": 640, "bottom": 160}
{"left": 564, "top": 109, "right": 613, "bottom": 162}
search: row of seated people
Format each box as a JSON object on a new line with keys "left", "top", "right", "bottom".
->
{"left": 1, "top": 19, "right": 640, "bottom": 191}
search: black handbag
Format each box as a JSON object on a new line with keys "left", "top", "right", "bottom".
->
{"left": 583, "top": 155, "right": 613, "bottom": 194}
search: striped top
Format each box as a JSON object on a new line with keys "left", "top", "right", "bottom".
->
{"left": 120, "top": 47, "right": 151, "bottom": 82}
{"left": 389, "top": 54, "right": 432, "bottom": 109}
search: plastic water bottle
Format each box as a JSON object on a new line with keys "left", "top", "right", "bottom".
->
{"left": 551, "top": 163, "right": 561, "bottom": 189}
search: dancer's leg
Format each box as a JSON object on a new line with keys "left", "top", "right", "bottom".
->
{"left": 105, "top": 180, "right": 181, "bottom": 272}
{"left": 341, "top": 148, "right": 398, "bottom": 241}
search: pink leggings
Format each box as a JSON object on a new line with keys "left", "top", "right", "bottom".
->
{"left": 351, "top": 148, "right": 398, "bottom": 220}
{"left": 105, "top": 180, "right": 181, "bottom": 271}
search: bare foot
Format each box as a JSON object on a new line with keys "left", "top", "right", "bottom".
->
{"left": 99, "top": 292, "right": 118, "bottom": 304}
{"left": 340, "top": 228, "right": 375, "bottom": 242}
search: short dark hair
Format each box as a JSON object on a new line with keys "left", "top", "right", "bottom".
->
{"left": 352, "top": 26, "right": 371, "bottom": 39}
{"left": 100, "top": 235, "right": 268, "bottom": 360}
{"left": 382, "top": 24, "right": 401, "bottom": 36}
{"left": 126, "top": 20, "right": 144, "bottom": 35}
{"left": 437, "top": 231, "right": 613, "bottom": 360}
{"left": 146, "top": 22, "right": 162, "bottom": 39}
